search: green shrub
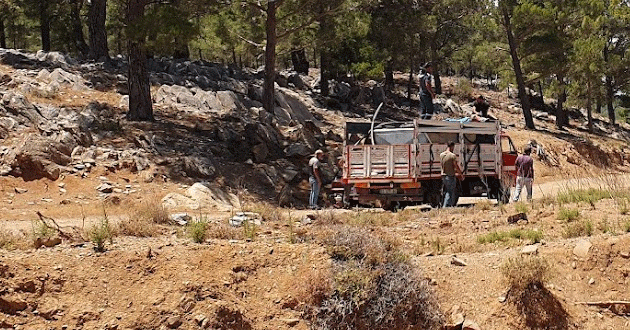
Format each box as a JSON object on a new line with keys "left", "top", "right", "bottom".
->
{"left": 514, "top": 202, "right": 529, "bottom": 214}
{"left": 557, "top": 208, "right": 580, "bottom": 222}
{"left": 188, "top": 220, "right": 208, "bottom": 243}
{"left": 563, "top": 220, "right": 593, "bottom": 238}
{"left": 87, "top": 218, "right": 114, "bottom": 252}
{"left": 242, "top": 220, "right": 258, "bottom": 241}
{"left": 477, "top": 229, "right": 543, "bottom": 244}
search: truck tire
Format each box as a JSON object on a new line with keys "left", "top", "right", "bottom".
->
{"left": 424, "top": 180, "right": 442, "bottom": 208}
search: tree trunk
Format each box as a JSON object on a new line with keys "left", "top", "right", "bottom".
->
{"left": 88, "top": 0, "right": 109, "bottom": 60}
{"left": 319, "top": 10, "right": 330, "bottom": 97}
{"left": 434, "top": 67, "right": 442, "bottom": 95}
{"left": 596, "top": 94, "right": 602, "bottom": 113}
{"left": 0, "top": 18, "right": 5, "bottom": 49}
{"left": 262, "top": 0, "right": 278, "bottom": 113}
{"left": 126, "top": 0, "right": 153, "bottom": 121}
{"left": 556, "top": 79, "right": 567, "bottom": 129}
{"left": 407, "top": 62, "right": 413, "bottom": 102}
{"left": 502, "top": 7, "right": 534, "bottom": 129}
{"left": 606, "top": 75, "right": 615, "bottom": 126}
{"left": 587, "top": 79, "right": 593, "bottom": 133}
{"left": 71, "top": 0, "right": 89, "bottom": 58}
{"left": 384, "top": 62, "right": 393, "bottom": 92}
{"left": 40, "top": 2, "right": 51, "bottom": 51}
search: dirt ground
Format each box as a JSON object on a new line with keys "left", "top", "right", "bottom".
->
{"left": 3, "top": 68, "right": 630, "bottom": 329}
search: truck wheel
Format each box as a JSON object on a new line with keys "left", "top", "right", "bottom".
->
{"left": 424, "top": 182, "right": 442, "bottom": 209}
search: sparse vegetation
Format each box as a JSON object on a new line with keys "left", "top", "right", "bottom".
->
{"left": 501, "top": 256, "right": 552, "bottom": 291}
{"left": 207, "top": 221, "right": 243, "bottom": 240}
{"left": 188, "top": 219, "right": 208, "bottom": 243}
{"left": 242, "top": 220, "right": 258, "bottom": 241}
{"left": 31, "top": 219, "right": 55, "bottom": 240}
{"left": 557, "top": 207, "right": 580, "bottom": 222}
{"left": 0, "top": 228, "right": 23, "bottom": 250}
{"left": 430, "top": 237, "right": 446, "bottom": 255}
{"left": 624, "top": 220, "right": 630, "bottom": 233}
{"left": 307, "top": 227, "right": 443, "bottom": 330}
{"left": 87, "top": 218, "right": 114, "bottom": 252}
{"left": 514, "top": 202, "right": 529, "bottom": 214}
{"left": 477, "top": 229, "right": 543, "bottom": 244}
{"left": 563, "top": 220, "right": 593, "bottom": 238}
{"left": 130, "top": 201, "right": 171, "bottom": 225}
{"left": 475, "top": 199, "right": 493, "bottom": 211}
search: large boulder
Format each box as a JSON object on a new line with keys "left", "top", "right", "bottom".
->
{"left": 1, "top": 91, "right": 45, "bottom": 126}
{"left": 274, "top": 87, "right": 319, "bottom": 125}
{"left": 4, "top": 134, "right": 72, "bottom": 181}
{"left": 161, "top": 183, "right": 240, "bottom": 212}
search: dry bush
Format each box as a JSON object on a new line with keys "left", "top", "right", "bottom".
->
{"left": 207, "top": 222, "right": 243, "bottom": 240}
{"left": 475, "top": 199, "right": 493, "bottom": 211}
{"left": 0, "top": 228, "right": 26, "bottom": 250}
{"left": 501, "top": 256, "right": 551, "bottom": 292}
{"left": 502, "top": 256, "right": 571, "bottom": 330}
{"left": 562, "top": 220, "right": 593, "bottom": 238}
{"left": 87, "top": 218, "right": 114, "bottom": 252}
{"left": 305, "top": 227, "right": 443, "bottom": 330}
{"left": 310, "top": 262, "right": 443, "bottom": 330}
{"left": 244, "top": 201, "right": 285, "bottom": 222}
{"left": 130, "top": 201, "right": 171, "bottom": 225}
{"left": 295, "top": 268, "right": 334, "bottom": 306}
{"left": 116, "top": 218, "right": 163, "bottom": 237}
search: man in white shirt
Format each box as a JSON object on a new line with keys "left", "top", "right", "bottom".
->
{"left": 308, "top": 150, "right": 325, "bottom": 209}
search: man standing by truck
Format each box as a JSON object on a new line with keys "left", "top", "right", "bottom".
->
{"left": 419, "top": 63, "right": 436, "bottom": 119}
{"left": 440, "top": 141, "right": 464, "bottom": 207}
{"left": 512, "top": 146, "right": 534, "bottom": 202}
{"left": 308, "top": 150, "right": 325, "bottom": 209}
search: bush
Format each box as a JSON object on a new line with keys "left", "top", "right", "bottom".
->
{"left": 477, "top": 229, "right": 543, "bottom": 244}
{"left": 207, "top": 222, "right": 243, "bottom": 240}
{"left": 475, "top": 199, "right": 493, "bottom": 211}
{"left": 116, "top": 218, "right": 162, "bottom": 237}
{"left": 502, "top": 256, "right": 551, "bottom": 292}
{"left": 563, "top": 220, "right": 593, "bottom": 238}
{"left": 557, "top": 208, "right": 580, "bottom": 222}
{"left": 130, "top": 202, "right": 171, "bottom": 224}
{"left": 0, "top": 228, "right": 23, "bottom": 250}
{"left": 87, "top": 218, "right": 114, "bottom": 252}
{"left": 188, "top": 220, "right": 208, "bottom": 243}
{"left": 307, "top": 227, "right": 443, "bottom": 330}
{"left": 514, "top": 202, "right": 529, "bottom": 214}
{"left": 453, "top": 78, "right": 473, "bottom": 100}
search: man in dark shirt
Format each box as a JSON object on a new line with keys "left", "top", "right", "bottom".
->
{"left": 419, "top": 63, "right": 436, "bottom": 120}
{"left": 440, "top": 141, "right": 464, "bottom": 207}
{"left": 473, "top": 95, "right": 490, "bottom": 118}
{"left": 512, "top": 146, "right": 534, "bottom": 202}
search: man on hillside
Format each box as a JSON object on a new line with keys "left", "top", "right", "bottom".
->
{"left": 308, "top": 150, "right": 325, "bottom": 209}
{"left": 473, "top": 95, "right": 491, "bottom": 118}
{"left": 419, "top": 63, "right": 436, "bottom": 119}
{"left": 512, "top": 146, "right": 534, "bottom": 202}
{"left": 440, "top": 141, "right": 464, "bottom": 207}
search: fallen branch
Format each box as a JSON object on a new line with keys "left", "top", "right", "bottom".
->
{"left": 35, "top": 211, "right": 85, "bottom": 242}
{"left": 577, "top": 301, "right": 630, "bottom": 315}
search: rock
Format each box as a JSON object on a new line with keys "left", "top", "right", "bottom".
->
{"left": 33, "top": 236, "right": 62, "bottom": 249}
{"left": 573, "top": 239, "right": 592, "bottom": 258}
{"left": 588, "top": 277, "right": 595, "bottom": 285}
{"left": 274, "top": 87, "right": 319, "bottom": 125}
{"left": 166, "top": 315, "right": 182, "bottom": 329}
{"left": 507, "top": 212, "right": 527, "bottom": 224}
{"left": 284, "top": 143, "right": 311, "bottom": 158}
{"left": 5, "top": 134, "right": 72, "bottom": 181}
{"left": 444, "top": 313, "right": 465, "bottom": 330}
{"left": 462, "top": 319, "right": 482, "bottom": 330}
{"left": 620, "top": 251, "right": 630, "bottom": 259}
{"left": 96, "top": 183, "right": 113, "bottom": 193}
{"left": 170, "top": 213, "right": 191, "bottom": 226}
{"left": 162, "top": 193, "right": 201, "bottom": 210}
{"left": 181, "top": 156, "right": 216, "bottom": 179}
{"left": 230, "top": 212, "right": 262, "bottom": 227}
{"left": 0, "top": 297, "right": 28, "bottom": 315}
{"left": 521, "top": 244, "right": 539, "bottom": 255}
{"left": 252, "top": 143, "right": 269, "bottom": 163}
{"left": 282, "top": 318, "right": 300, "bottom": 327}
{"left": 451, "top": 256, "right": 467, "bottom": 267}
{"left": 194, "top": 314, "right": 206, "bottom": 326}
{"left": 14, "top": 187, "right": 27, "bottom": 194}
{"left": 186, "top": 182, "right": 240, "bottom": 212}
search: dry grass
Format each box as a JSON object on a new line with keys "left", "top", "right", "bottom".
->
{"left": 207, "top": 221, "right": 243, "bottom": 240}
{"left": 502, "top": 256, "right": 552, "bottom": 292}
{"left": 304, "top": 227, "right": 443, "bottom": 330}
{"left": 0, "top": 228, "right": 27, "bottom": 250}
{"left": 243, "top": 201, "right": 286, "bottom": 222}
{"left": 130, "top": 201, "right": 171, "bottom": 225}
{"left": 563, "top": 220, "right": 593, "bottom": 238}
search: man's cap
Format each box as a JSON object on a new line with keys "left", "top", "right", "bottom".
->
{"left": 524, "top": 146, "right": 532, "bottom": 154}
{"left": 315, "top": 149, "right": 324, "bottom": 155}
{"left": 447, "top": 141, "right": 456, "bottom": 147}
